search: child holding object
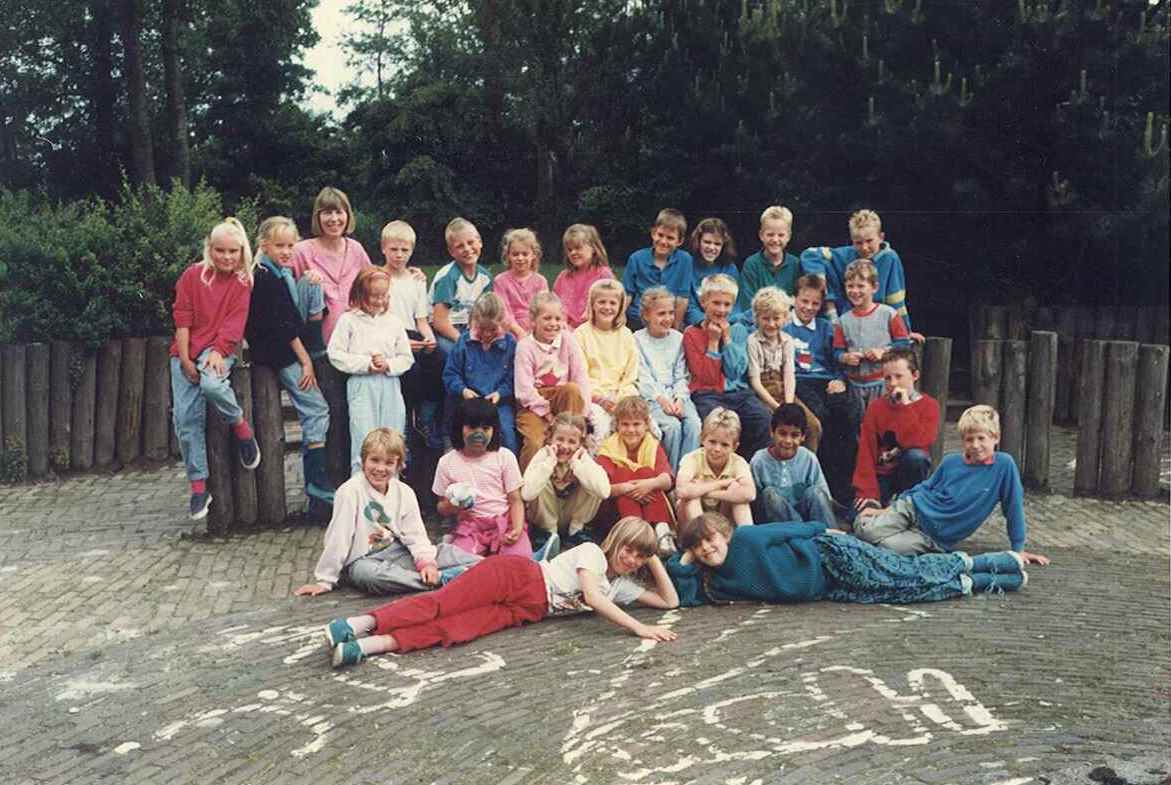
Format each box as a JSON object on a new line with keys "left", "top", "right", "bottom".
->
{"left": 522, "top": 413, "right": 610, "bottom": 548}
{"left": 667, "top": 513, "right": 1033, "bottom": 608}
{"left": 855, "top": 405, "right": 1051, "bottom": 567}
{"left": 324, "top": 517, "right": 679, "bottom": 667}
{"left": 294, "top": 428, "right": 480, "bottom": 597}
{"left": 434, "top": 398, "right": 531, "bottom": 558}
{"left": 170, "top": 217, "right": 260, "bottom": 520}
{"left": 327, "top": 266, "right": 414, "bottom": 474}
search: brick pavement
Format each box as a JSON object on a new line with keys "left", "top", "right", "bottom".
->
{"left": 0, "top": 427, "right": 1167, "bottom": 784}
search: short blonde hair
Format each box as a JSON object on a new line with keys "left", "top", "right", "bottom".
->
{"left": 701, "top": 407, "right": 742, "bottom": 442}
{"left": 653, "top": 208, "right": 687, "bottom": 239}
{"left": 562, "top": 224, "right": 609, "bottom": 269}
{"left": 849, "top": 209, "right": 882, "bottom": 235}
{"left": 445, "top": 217, "right": 479, "bottom": 245}
{"left": 958, "top": 405, "right": 1000, "bottom": 437}
{"left": 311, "top": 187, "right": 356, "bottom": 235}
{"left": 470, "top": 291, "right": 506, "bottom": 325}
{"left": 639, "top": 286, "right": 676, "bottom": 318}
{"left": 699, "top": 273, "right": 739, "bottom": 302}
{"left": 844, "top": 259, "right": 878, "bottom": 287}
{"left": 380, "top": 220, "right": 416, "bottom": 246}
{"left": 612, "top": 395, "right": 651, "bottom": 424}
{"left": 360, "top": 427, "right": 407, "bottom": 465}
{"left": 501, "top": 227, "right": 542, "bottom": 269}
{"left": 751, "top": 286, "right": 792, "bottom": 317}
{"left": 586, "top": 278, "right": 628, "bottom": 328}
{"left": 528, "top": 290, "right": 563, "bottom": 322}
{"left": 760, "top": 205, "right": 793, "bottom": 229}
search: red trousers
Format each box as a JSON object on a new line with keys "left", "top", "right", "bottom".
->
{"left": 608, "top": 466, "right": 673, "bottom": 526}
{"left": 369, "top": 555, "right": 548, "bottom": 652}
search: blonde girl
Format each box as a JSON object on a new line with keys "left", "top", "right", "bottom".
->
{"left": 675, "top": 408, "right": 755, "bottom": 526}
{"left": 442, "top": 292, "right": 519, "bottom": 454}
{"left": 324, "top": 516, "right": 679, "bottom": 668}
{"left": 170, "top": 217, "right": 260, "bottom": 520}
{"left": 514, "top": 291, "right": 591, "bottom": 470}
{"left": 493, "top": 228, "right": 549, "bottom": 338}
{"left": 554, "top": 224, "right": 614, "bottom": 328}
{"left": 292, "top": 186, "right": 374, "bottom": 344}
{"left": 246, "top": 216, "right": 335, "bottom": 517}
{"left": 575, "top": 278, "right": 639, "bottom": 445}
{"left": 327, "top": 266, "right": 414, "bottom": 474}
{"left": 522, "top": 412, "right": 610, "bottom": 549}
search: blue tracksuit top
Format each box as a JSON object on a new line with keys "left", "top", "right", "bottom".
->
{"left": 666, "top": 522, "right": 829, "bottom": 606}
{"left": 623, "top": 247, "right": 694, "bottom": 324}
{"left": 799, "top": 244, "right": 911, "bottom": 330}
{"left": 442, "top": 331, "right": 517, "bottom": 400}
{"left": 905, "top": 452, "right": 1027, "bottom": 552}
{"left": 783, "top": 314, "right": 845, "bottom": 381}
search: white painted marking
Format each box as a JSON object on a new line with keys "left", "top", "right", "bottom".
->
{"left": 989, "top": 779, "right": 1034, "bottom": 785}
{"left": 81, "top": 576, "right": 104, "bottom": 584}
{"left": 55, "top": 679, "right": 138, "bottom": 702}
{"left": 79, "top": 549, "right": 111, "bottom": 558}
{"left": 257, "top": 689, "right": 280, "bottom": 700}
{"left": 113, "top": 742, "right": 140, "bottom": 755}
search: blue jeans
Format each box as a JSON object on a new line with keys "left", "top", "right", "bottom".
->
{"left": 347, "top": 374, "right": 406, "bottom": 474}
{"left": 877, "top": 448, "right": 932, "bottom": 505}
{"left": 170, "top": 348, "right": 244, "bottom": 481}
{"left": 756, "top": 485, "right": 837, "bottom": 528}
{"left": 277, "top": 361, "right": 330, "bottom": 445}
{"left": 435, "top": 325, "right": 469, "bottom": 357}
{"left": 648, "top": 398, "right": 701, "bottom": 471}
{"left": 344, "top": 541, "right": 481, "bottom": 595}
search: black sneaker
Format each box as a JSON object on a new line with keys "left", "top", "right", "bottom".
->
{"left": 189, "top": 491, "right": 213, "bottom": 520}
{"left": 237, "top": 435, "right": 261, "bottom": 469}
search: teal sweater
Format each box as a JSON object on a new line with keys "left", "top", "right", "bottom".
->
{"left": 666, "top": 522, "right": 828, "bottom": 606}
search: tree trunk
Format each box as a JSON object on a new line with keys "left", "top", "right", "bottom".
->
{"left": 89, "top": 0, "right": 118, "bottom": 195}
{"left": 121, "top": 0, "right": 156, "bottom": 185}
{"left": 161, "top": 0, "right": 190, "bottom": 187}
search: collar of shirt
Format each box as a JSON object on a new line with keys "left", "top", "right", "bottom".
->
{"left": 534, "top": 331, "right": 563, "bottom": 351}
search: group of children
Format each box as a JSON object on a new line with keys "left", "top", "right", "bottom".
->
{"left": 166, "top": 189, "right": 1051, "bottom": 668}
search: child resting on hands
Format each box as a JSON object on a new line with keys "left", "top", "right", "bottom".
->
{"left": 676, "top": 408, "right": 756, "bottom": 527}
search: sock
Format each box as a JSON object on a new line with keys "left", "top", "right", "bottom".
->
{"left": 358, "top": 634, "right": 396, "bottom": 656}
{"left": 191, "top": 479, "right": 207, "bottom": 494}
{"left": 347, "top": 614, "right": 376, "bottom": 636}
{"left": 232, "top": 420, "right": 254, "bottom": 440}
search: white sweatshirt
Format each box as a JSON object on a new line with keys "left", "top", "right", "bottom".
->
{"left": 327, "top": 309, "right": 414, "bottom": 376}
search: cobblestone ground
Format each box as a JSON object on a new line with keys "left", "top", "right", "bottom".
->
{"left": 1, "top": 427, "right": 1168, "bottom": 785}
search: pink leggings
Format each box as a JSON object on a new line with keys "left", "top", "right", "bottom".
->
{"left": 370, "top": 556, "right": 548, "bottom": 652}
{"left": 451, "top": 513, "right": 533, "bottom": 557}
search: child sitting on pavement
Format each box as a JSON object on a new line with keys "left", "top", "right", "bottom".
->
{"left": 522, "top": 413, "right": 611, "bottom": 550}
{"left": 854, "top": 405, "right": 1051, "bottom": 567}
{"left": 676, "top": 408, "right": 756, "bottom": 527}
{"left": 750, "top": 404, "right": 836, "bottom": 527}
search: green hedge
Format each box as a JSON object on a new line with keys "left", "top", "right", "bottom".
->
{"left": 0, "top": 182, "right": 256, "bottom": 349}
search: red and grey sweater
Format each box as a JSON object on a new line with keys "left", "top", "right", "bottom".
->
{"left": 853, "top": 393, "right": 940, "bottom": 500}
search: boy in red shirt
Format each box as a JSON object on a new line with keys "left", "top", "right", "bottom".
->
{"left": 852, "top": 347, "right": 939, "bottom": 513}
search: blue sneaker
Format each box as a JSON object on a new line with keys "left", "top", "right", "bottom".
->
{"left": 323, "top": 618, "right": 355, "bottom": 649}
{"left": 532, "top": 532, "right": 561, "bottom": 562}
{"left": 189, "top": 491, "right": 212, "bottom": 520}
{"left": 237, "top": 435, "right": 261, "bottom": 470}
{"left": 971, "top": 551, "right": 1024, "bottom": 575}
{"left": 439, "top": 566, "right": 468, "bottom": 586}
{"left": 972, "top": 570, "right": 1028, "bottom": 594}
{"left": 331, "top": 641, "right": 365, "bottom": 668}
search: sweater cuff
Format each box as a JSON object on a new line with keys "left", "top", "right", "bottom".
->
{"left": 415, "top": 558, "right": 438, "bottom": 572}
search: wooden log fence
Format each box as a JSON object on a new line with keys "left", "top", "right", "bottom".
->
{"left": 919, "top": 336, "right": 952, "bottom": 467}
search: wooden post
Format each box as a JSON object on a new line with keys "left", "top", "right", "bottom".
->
{"left": 1054, "top": 335, "right": 1075, "bottom": 424}
{"left": 999, "top": 340, "right": 1028, "bottom": 470}
{"left": 1132, "top": 344, "right": 1169, "bottom": 498}
{"left": 971, "top": 339, "right": 1003, "bottom": 409}
{"left": 230, "top": 365, "right": 258, "bottom": 530}
{"left": 116, "top": 337, "right": 147, "bottom": 465}
{"left": 1, "top": 345, "right": 28, "bottom": 479}
{"left": 205, "top": 401, "right": 234, "bottom": 536}
{"left": 49, "top": 341, "right": 73, "bottom": 471}
{"left": 251, "top": 365, "right": 287, "bottom": 525}
{"left": 315, "top": 356, "right": 350, "bottom": 486}
{"left": 1025, "top": 331, "right": 1057, "bottom": 491}
{"left": 26, "top": 344, "right": 50, "bottom": 478}
{"left": 983, "top": 306, "right": 1008, "bottom": 339}
{"left": 1099, "top": 341, "right": 1139, "bottom": 498}
{"left": 70, "top": 352, "right": 97, "bottom": 470}
{"left": 1057, "top": 306, "right": 1080, "bottom": 422}
{"left": 1074, "top": 340, "right": 1107, "bottom": 496}
{"left": 94, "top": 339, "right": 122, "bottom": 469}
{"left": 920, "top": 337, "right": 952, "bottom": 467}
{"left": 1006, "top": 305, "right": 1028, "bottom": 340}
{"left": 143, "top": 336, "right": 172, "bottom": 461}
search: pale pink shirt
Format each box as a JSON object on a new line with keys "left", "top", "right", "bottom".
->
{"left": 514, "top": 328, "right": 592, "bottom": 418}
{"left": 291, "top": 237, "right": 373, "bottom": 343}
{"left": 493, "top": 270, "right": 549, "bottom": 333}
{"left": 433, "top": 448, "right": 523, "bottom": 520}
{"left": 553, "top": 266, "right": 614, "bottom": 328}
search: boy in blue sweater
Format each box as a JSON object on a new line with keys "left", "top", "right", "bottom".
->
{"left": 750, "top": 404, "right": 836, "bottom": 527}
{"left": 623, "top": 208, "right": 694, "bottom": 331}
{"left": 855, "top": 405, "right": 1050, "bottom": 566}
{"left": 442, "top": 293, "right": 518, "bottom": 454}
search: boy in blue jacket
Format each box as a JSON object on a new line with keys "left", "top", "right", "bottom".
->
{"left": 855, "top": 405, "right": 1050, "bottom": 566}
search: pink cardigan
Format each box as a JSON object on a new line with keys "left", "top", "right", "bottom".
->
{"left": 553, "top": 266, "right": 613, "bottom": 328}
{"left": 514, "top": 328, "right": 592, "bottom": 417}
{"left": 493, "top": 270, "right": 549, "bottom": 332}
{"left": 291, "top": 237, "right": 372, "bottom": 343}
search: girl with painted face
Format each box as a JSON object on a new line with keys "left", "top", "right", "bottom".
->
{"left": 433, "top": 398, "right": 531, "bottom": 558}
{"left": 324, "top": 517, "right": 679, "bottom": 668}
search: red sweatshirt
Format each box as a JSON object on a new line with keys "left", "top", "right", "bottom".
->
{"left": 683, "top": 324, "right": 726, "bottom": 393}
{"left": 169, "top": 263, "right": 253, "bottom": 360}
{"left": 853, "top": 393, "right": 940, "bottom": 500}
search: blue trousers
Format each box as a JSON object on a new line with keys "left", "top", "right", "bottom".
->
{"left": 277, "top": 362, "right": 330, "bottom": 445}
{"left": 170, "top": 348, "right": 244, "bottom": 481}
{"left": 756, "top": 485, "right": 837, "bottom": 528}
{"left": 347, "top": 374, "right": 406, "bottom": 474}
{"left": 648, "top": 398, "right": 701, "bottom": 472}
{"left": 876, "top": 448, "right": 932, "bottom": 505}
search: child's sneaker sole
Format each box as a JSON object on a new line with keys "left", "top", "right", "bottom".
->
{"left": 323, "top": 619, "right": 355, "bottom": 649}
{"left": 331, "top": 641, "right": 365, "bottom": 668}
